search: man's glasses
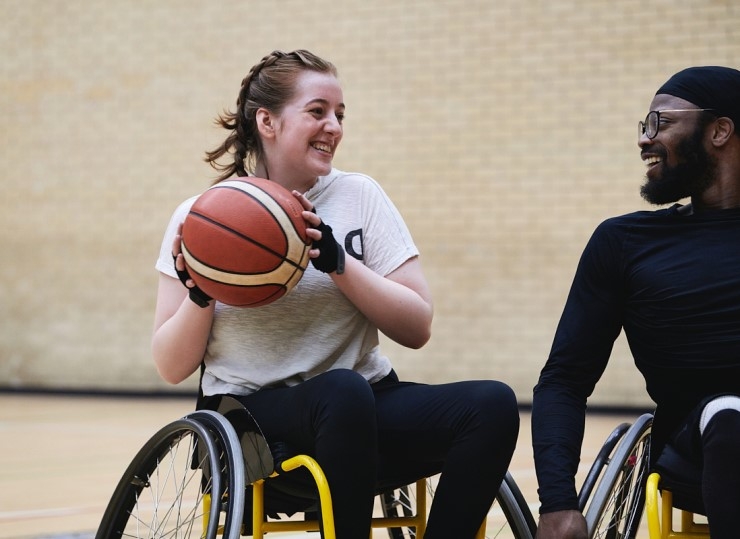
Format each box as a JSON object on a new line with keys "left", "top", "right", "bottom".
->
{"left": 638, "top": 109, "right": 715, "bottom": 140}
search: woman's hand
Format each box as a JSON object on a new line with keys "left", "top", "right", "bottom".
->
{"left": 171, "top": 224, "right": 213, "bottom": 307}
{"left": 292, "top": 190, "right": 345, "bottom": 274}
{"left": 171, "top": 224, "right": 193, "bottom": 287}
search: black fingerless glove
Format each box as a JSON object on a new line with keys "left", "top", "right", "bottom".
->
{"left": 310, "top": 219, "right": 345, "bottom": 274}
{"left": 172, "top": 254, "right": 213, "bottom": 308}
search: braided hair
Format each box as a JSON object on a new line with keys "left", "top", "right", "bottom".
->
{"left": 204, "top": 50, "right": 338, "bottom": 183}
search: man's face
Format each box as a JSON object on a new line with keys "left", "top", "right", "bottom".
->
{"left": 638, "top": 95, "right": 716, "bottom": 205}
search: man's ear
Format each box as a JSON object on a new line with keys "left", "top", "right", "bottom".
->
{"left": 710, "top": 116, "right": 735, "bottom": 148}
{"left": 256, "top": 108, "right": 276, "bottom": 139}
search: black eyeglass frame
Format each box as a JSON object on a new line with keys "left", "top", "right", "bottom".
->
{"left": 638, "top": 108, "right": 715, "bottom": 140}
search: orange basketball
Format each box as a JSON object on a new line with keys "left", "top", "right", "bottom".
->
{"left": 180, "top": 177, "right": 311, "bottom": 307}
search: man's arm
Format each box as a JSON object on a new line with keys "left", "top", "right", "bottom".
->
{"left": 532, "top": 222, "right": 625, "bottom": 532}
{"left": 532, "top": 374, "right": 589, "bottom": 513}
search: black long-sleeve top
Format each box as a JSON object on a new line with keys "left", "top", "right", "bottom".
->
{"left": 532, "top": 204, "right": 740, "bottom": 514}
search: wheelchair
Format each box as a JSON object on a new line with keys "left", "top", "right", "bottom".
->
{"left": 579, "top": 413, "right": 653, "bottom": 539}
{"left": 95, "top": 401, "right": 655, "bottom": 539}
{"left": 646, "top": 473, "right": 709, "bottom": 539}
{"left": 645, "top": 441, "right": 709, "bottom": 538}
{"left": 582, "top": 411, "right": 713, "bottom": 539}
{"left": 95, "top": 395, "right": 537, "bottom": 538}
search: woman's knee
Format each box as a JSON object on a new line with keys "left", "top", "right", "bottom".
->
{"left": 312, "top": 369, "right": 376, "bottom": 423}
{"left": 488, "top": 380, "right": 518, "bottom": 413}
{"left": 459, "top": 380, "right": 520, "bottom": 447}
{"left": 472, "top": 381, "right": 519, "bottom": 422}
{"left": 309, "top": 370, "right": 378, "bottom": 455}
{"left": 314, "top": 368, "right": 373, "bottom": 399}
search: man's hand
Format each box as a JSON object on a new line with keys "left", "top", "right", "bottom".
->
{"left": 535, "top": 510, "right": 588, "bottom": 539}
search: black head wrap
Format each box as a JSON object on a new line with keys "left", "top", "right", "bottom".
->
{"left": 656, "top": 66, "right": 740, "bottom": 128}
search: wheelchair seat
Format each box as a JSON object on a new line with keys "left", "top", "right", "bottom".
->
{"left": 211, "top": 395, "right": 449, "bottom": 537}
{"left": 653, "top": 443, "right": 704, "bottom": 515}
{"left": 647, "top": 443, "right": 709, "bottom": 538}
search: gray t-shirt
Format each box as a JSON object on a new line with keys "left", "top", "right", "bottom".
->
{"left": 156, "top": 169, "right": 419, "bottom": 396}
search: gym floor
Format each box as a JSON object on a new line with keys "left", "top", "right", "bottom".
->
{"left": 0, "top": 392, "right": 646, "bottom": 539}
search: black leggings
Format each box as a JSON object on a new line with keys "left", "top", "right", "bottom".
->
{"left": 232, "top": 369, "right": 520, "bottom": 539}
{"left": 663, "top": 396, "right": 740, "bottom": 539}
{"left": 701, "top": 409, "right": 740, "bottom": 539}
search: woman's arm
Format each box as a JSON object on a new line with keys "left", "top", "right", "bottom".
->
{"left": 295, "top": 191, "right": 433, "bottom": 349}
{"left": 331, "top": 254, "right": 433, "bottom": 349}
{"left": 151, "top": 230, "right": 216, "bottom": 385}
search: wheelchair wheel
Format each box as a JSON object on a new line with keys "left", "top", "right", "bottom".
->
{"left": 96, "top": 417, "right": 223, "bottom": 539}
{"left": 186, "top": 410, "right": 247, "bottom": 538}
{"left": 578, "top": 421, "right": 631, "bottom": 512}
{"left": 494, "top": 473, "right": 538, "bottom": 539}
{"left": 381, "top": 472, "right": 536, "bottom": 539}
{"left": 380, "top": 483, "right": 415, "bottom": 539}
{"left": 584, "top": 413, "right": 653, "bottom": 539}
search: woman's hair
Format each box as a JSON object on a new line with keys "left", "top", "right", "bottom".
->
{"left": 204, "top": 49, "right": 338, "bottom": 183}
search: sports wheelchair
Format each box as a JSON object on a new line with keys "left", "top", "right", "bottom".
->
{"left": 582, "top": 410, "right": 713, "bottom": 539}
{"left": 95, "top": 401, "right": 655, "bottom": 539}
{"left": 645, "top": 441, "right": 709, "bottom": 538}
{"left": 578, "top": 413, "right": 653, "bottom": 539}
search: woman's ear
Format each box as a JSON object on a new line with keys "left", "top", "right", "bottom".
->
{"left": 256, "top": 108, "right": 276, "bottom": 139}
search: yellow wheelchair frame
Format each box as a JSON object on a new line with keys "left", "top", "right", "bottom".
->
{"left": 645, "top": 472, "right": 709, "bottom": 539}
{"left": 96, "top": 401, "right": 664, "bottom": 538}
{"left": 204, "top": 457, "right": 486, "bottom": 539}
{"left": 95, "top": 394, "right": 539, "bottom": 538}
{"left": 199, "top": 396, "right": 489, "bottom": 538}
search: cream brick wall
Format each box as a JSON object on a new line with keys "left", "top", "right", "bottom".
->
{"left": 1, "top": 0, "right": 738, "bottom": 406}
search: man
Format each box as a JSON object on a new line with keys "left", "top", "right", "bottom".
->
{"left": 532, "top": 66, "right": 740, "bottom": 539}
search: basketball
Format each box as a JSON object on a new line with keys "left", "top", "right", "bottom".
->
{"left": 180, "top": 177, "right": 311, "bottom": 307}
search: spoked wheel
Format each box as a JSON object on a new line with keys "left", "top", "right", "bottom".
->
{"left": 186, "top": 409, "right": 247, "bottom": 539}
{"left": 381, "top": 483, "right": 417, "bottom": 538}
{"left": 380, "top": 472, "right": 536, "bottom": 539}
{"left": 585, "top": 414, "right": 653, "bottom": 539}
{"left": 578, "top": 422, "right": 632, "bottom": 511}
{"left": 96, "top": 417, "right": 223, "bottom": 539}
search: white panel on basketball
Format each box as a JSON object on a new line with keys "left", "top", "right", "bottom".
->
{"left": 218, "top": 179, "right": 310, "bottom": 265}
{"left": 181, "top": 243, "right": 305, "bottom": 287}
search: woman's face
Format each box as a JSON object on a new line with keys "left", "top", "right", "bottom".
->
{"left": 269, "top": 71, "right": 345, "bottom": 186}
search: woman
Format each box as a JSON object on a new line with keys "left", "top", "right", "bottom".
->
{"left": 153, "top": 49, "right": 519, "bottom": 539}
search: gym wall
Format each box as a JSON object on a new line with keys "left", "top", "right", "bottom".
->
{"left": 1, "top": 0, "right": 738, "bottom": 407}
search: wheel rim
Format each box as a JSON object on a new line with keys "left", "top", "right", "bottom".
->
{"left": 97, "top": 419, "right": 222, "bottom": 539}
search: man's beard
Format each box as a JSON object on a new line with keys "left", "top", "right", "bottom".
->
{"left": 640, "top": 126, "right": 717, "bottom": 205}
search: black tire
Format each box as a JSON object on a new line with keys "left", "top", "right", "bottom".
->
{"left": 96, "top": 417, "right": 223, "bottom": 539}
{"left": 499, "top": 472, "right": 538, "bottom": 538}
{"left": 578, "top": 422, "right": 632, "bottom": 512}
{"left": 381, "top": 472, "right": 536, "bottom": 539}
{"left": 584, "top": 413, "right": 653, "bottom": 539}
{"left": 186, "top": 410, "right": 247, "bottom": 538}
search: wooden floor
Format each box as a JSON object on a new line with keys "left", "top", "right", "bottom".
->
{"left": 0, "top": 392, "right": 647, "bottom": 539}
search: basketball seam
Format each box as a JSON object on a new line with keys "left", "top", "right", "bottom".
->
{"left": 187, "top": 211, "right": 306, "bottom": 272}
{"left": 215, "top": 181, "right": 310, "bottom": 265}
{"left": 219, "top": 182, "right": 305, "bottom": 237}
{"left": 181, "top": 242, "right": 307, "bottom": 287}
